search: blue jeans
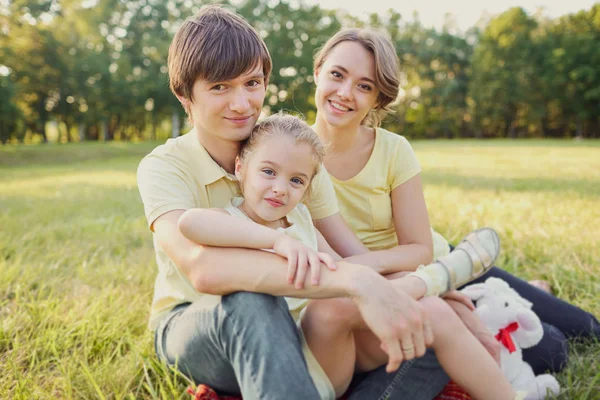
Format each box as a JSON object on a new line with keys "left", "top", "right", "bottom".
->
{"left": 155, "top": 292, "right": 449, "bottom": 400}
{"left": 460, "top": 265, "right": 600, "bottom": 374}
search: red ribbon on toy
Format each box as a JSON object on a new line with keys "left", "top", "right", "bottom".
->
{"left": 495, "top": 322, "right": 519, "bottom": 353}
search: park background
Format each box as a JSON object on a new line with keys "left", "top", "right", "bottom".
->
{"left": 1, "top": 0, "right": 599, "bottom": 399}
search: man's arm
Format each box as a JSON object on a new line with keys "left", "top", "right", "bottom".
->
{"left": 157, "top": 209, "right": 354, "bottom": 297}
{"left": 154, "top": 209, "right": 429, "bottom": 372}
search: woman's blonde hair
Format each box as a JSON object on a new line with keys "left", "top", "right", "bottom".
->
{"left": 239, "top": 113, "right": 325, "bottom": 181}
{"left": 314, "top": 28, "right": 400, "bottom": 127}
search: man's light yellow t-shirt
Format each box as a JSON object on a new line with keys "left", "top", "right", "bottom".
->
{"left": 329, "top": 127, "right": 450, "bottom": 259}
{"left": 136, "top": 130, "right": 339, "bottom": 330}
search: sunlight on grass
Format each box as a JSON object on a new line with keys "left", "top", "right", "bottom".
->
{"left": 0, "top": 140, "right": 598, "bottom": 399}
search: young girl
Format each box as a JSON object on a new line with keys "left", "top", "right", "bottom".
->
{"left": 178, "top": 113, "right": 525, "bottom": 400}
{"left": 310, "top": 26, "right": 599, "bottom": 377}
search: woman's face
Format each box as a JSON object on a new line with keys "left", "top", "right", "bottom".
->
{"left": 314, "top": 41, "right": 380, "bottom": 129}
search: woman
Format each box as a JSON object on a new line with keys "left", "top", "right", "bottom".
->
{"left": 309, "top": 27, "right": 600, "bottom": 375}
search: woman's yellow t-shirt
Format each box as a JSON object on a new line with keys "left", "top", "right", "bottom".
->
{"left": 329, "top": 128, "right": 450, "bottom": 259}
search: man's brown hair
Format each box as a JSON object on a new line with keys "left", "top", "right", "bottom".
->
{"left": 168, "top": 5, "right": 272, "bottom": 109}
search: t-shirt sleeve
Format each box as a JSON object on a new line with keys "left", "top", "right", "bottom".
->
{"left": 137, "top": 155, "right": 196, "bottom": 230}
{"left": 303, "top": 165, "right": 339, "bottom": 220}
{"left": 391, "top": 136, "right": 422, "bottom": 189}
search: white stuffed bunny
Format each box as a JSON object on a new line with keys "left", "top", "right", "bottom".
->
{"left": 461, "top": 277, "right": 560, "bottom": 400}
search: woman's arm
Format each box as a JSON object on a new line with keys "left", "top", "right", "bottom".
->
{"left": 315, "top": 228, "right": 343, "bottom": 261}
{"left": 178, "top": 208, "right": 281, "bottom": 250}
{"left": 314, "top": 213, "right": 369, "bottom": 257}
{"left": 344, "top": 174, "right": 434, "bottom": 274}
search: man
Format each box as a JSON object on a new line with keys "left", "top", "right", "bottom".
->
{"left": 137, "top": 5, "right": 449, "bottom": 399}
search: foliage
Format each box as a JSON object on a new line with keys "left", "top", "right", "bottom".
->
{"left": 0, "top": 1, "right": 599, "bottom": 142}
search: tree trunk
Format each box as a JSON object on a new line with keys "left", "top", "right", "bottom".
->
{"left": 101, "top": 119, "right": 109, "bottom": 141}
{"left": 172, "top": 111, "right": 180, "bottom": 138}
{"left": 78, "top": 122, "right": 86, "bottom": 142}
{"left": 576, "top": 117, "right": 583, "bottom": 139}
{"left": 37, "top": 119, "right": 48, "bottom": 143}
{"left": 64, "top": 120, "right": 72, "bottom": 143}
{"left": 151, "top": 112, "right": 157, "bottom": 141}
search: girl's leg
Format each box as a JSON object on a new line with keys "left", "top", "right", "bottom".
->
{"left": 300, "top": 299, "right": 360, "bottom": 397}
{"left": 409, "top": 297, "right": 516, "bottom": 400}
{"left": 302, "top": 296, "right": 518, "bottom": 400}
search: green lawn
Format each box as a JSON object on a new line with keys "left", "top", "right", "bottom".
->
{"left": 1, "top": 140, "right": 599, "bottom": 399}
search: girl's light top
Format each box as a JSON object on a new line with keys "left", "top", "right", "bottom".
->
{"left": 225, "top": 196, "right": 318, "bottom": 321}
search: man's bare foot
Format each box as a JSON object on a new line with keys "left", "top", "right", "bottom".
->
{"left": 529, "top": 279, "right": 553, "bottom": 294}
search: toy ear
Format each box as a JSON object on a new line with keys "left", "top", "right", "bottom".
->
{"left": 461, "top": 283, "right": 486, "bottom": 301}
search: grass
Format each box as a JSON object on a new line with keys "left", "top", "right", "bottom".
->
{"left": 1, "top": 139, "right": 599, "bottom": 399}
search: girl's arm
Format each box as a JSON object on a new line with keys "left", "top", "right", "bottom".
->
{"left": 178, "top": 208, "right": 282, "bottom": 250}
{"left": 343, "top": 174, "right": 434, "bottom": 274}
{"left": 179, "top": 208, "right": 338, "bottom": 288}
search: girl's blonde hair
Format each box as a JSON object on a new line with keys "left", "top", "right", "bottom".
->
{"left": 313, "top": 28, "right": 400, "bottom": 127}
{"left": 239, "top": 112, "right": 325, "bottom": 182}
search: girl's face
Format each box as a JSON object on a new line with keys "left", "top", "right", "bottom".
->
{"left": 235, "top": 134, "right": 317, "bottom": 226}
{"left": 314, "top": 41, "right": 380, "bottom": 129}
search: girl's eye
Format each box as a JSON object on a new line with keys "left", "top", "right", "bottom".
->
{"left": 262, "top": 169, "right": 275, "bottom": 176}
{"left": 291, "top": 177, "right": 304, "bottom": 185}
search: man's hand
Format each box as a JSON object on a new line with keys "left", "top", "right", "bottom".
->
{"left": 349, "top": 268, "right": 432, "bottom": 373}
{"left": 273, "top": 234, "right": 337, "bottom": 288}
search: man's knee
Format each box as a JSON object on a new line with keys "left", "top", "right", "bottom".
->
{"left": 221, "top": 291, "right": 289, "bottom": 319}
{"left": 220, "top": 291, "right": 301, "bottom": 342}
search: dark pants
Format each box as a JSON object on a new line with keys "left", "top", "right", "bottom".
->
{"left": 460, "top": 265, "right": 600, "bottom": 374}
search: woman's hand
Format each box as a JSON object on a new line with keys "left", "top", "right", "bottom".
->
{"left": 273, "top": 234, "right": 337, "bottom": 288}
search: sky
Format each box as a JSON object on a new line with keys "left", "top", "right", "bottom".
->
{"left": 306, "top": 0, "right": 597, "bottom": 31}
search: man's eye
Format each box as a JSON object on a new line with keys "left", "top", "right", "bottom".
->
{"left": 212, "top": 84, "right": 226, "bottom": 91}
{"left": 247, "top": 79, "right": 261, "bottom": 87}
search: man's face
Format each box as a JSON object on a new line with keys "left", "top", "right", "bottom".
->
{"left": 185, "top": 65, "right": 267, "bottom": 143}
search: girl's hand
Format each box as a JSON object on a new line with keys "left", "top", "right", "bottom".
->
{"left": 273, "top": 234, "right": 337, "bottom": 288}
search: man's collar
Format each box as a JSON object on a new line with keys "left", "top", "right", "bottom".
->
{"left": 183, "top": 129, "right": 238, "bottom": 186}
